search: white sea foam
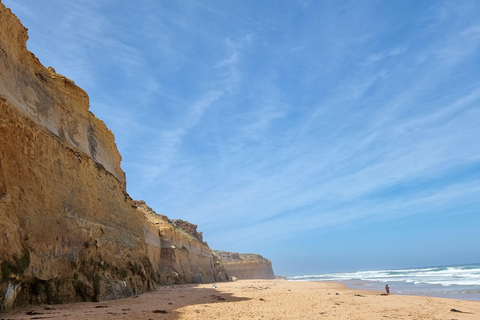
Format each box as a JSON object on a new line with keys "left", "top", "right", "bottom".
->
{"left": 289, "top": 264, "right": 480, "bottom": 287}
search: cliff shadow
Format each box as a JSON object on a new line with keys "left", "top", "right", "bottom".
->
{"left": 0, "top": 283, "right": 251, "bottom": 319}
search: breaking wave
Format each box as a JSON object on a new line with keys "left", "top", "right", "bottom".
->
{"left": 289, "top": 263, "right": 480, "bottom": 287}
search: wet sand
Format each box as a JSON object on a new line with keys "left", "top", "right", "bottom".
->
{"left": 3, "top": 280, "right": 479, "bottom": 319}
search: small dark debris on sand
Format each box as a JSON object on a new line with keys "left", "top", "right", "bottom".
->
{"left": 152, "top": 310, "right": 168, "bottom": 314}
{"left": 354, "top": 294, "right": 365, "bottom": 297}
{"left": 259, "top": 298, "right": 266, "bottom": 301}
{"left": 26, "top": 311, "right": 42, "bottom": 315}
{"left": 94, "top": 305, "right": 108, "bottom": 308}
{"left": 450, "top": 309, "right": 473, "bottom": 314}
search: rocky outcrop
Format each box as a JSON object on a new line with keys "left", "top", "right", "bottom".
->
{"left": 0, "top": 3, "right": 155, "bottom": 310}
{"left": 172, "top": 219, "right": 204, "bottom": 242}
{"left": 213, "top": 251, "right": 275, "bottom": 280}
{"left": 136, "top": 201, "right": 228, "bottom": 285}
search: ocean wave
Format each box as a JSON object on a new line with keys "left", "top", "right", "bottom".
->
{"left": 289, "top": 264, "right": 480, "bottom": 287}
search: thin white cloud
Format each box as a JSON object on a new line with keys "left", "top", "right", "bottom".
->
{"left": 142, "top": 90, "right": 223, "bottom": 182}
{"left": 215, "top": 43, "right": 239, "bottom": 68}
{"left": 8, "top": 0, "right": 480, "bottom": 267}
{"left": 205, "top": 178, "right": 480, "bottom": 248}
{"left": 364, "top": 46, "right": 407, "bottom": 65}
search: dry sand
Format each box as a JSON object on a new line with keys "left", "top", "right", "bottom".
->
{"left": 3, "top": 280, "right": 479, "bottom": 319}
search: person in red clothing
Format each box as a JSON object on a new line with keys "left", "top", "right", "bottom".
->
{"left": 385, "top": 284, "right": 390, "bottom": 295}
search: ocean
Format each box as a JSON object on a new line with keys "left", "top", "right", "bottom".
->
{"left": 289, "top": 263, "right": 480, "bottom": 301}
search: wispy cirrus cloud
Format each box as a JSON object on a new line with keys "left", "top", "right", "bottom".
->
{"left": 364, "top": 46, "right": 407, "bottom": 65}
{"left": 145, "top": 90, "right": 224, "bottom": 181}
{"left": 7, "top": 0, "right": 480, "bottom": 272}
{"left": 209, "top": 177, "right": 480, "bottom": 249}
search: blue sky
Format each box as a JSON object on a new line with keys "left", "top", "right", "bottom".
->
{"left": 4, "top": 0, "right": 480, "bottom": 275}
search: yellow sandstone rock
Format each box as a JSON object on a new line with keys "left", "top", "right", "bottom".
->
{"left": 0, "top": 1, "right": 274, "bottom": 311}
{"left": 0, "top": 2, "right": 154, "bottom": 309}
{"left": 136, "top": 201, "right": 228, "bottom": 285}
{"left": 213, "top": 251, "right": 275, "bottom": 280}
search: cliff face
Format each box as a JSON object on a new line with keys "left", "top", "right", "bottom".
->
{"left": 136, "top": 201, "right": 228, "bottom": 285}
{"left": 213, "top": 251, "right": 275, "bottom": 280}
{"left": 0, "top": 2, "right": 272, "bottom": 311}
{"left": 0, "top": 3, "right": 155, "bottom": 310}
{"left": 0, "top": 4, "right": 123, "bottom": 183}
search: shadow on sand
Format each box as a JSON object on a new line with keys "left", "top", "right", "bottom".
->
{"left": 1, "top": 284, "right": 250, "bottom": 319}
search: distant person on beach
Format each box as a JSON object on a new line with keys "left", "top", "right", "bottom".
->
{"left": 385, "top": 284, "right": 390, "bottom": 295}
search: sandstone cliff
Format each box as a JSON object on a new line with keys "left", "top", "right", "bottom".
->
{"left": 0, "top": 3, "right": 156, "bottom": 310}
{"left": 136, "top": 201, "right": 228, "bottom": 285}
{"left": 213, "top": 251, "right": 275, "bottom": 280}
{"left": 0, "top": 2, "right": 272, "bottom": 311}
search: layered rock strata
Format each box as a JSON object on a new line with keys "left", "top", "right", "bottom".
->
{"left": 0, "top": 2, "right": 156, "bottom": 310}
{"left": 136, "top": 201, "right": 228, "bottom": 285}
{"left": 0, "top": 2, "right": 272, "bottom": 311}
{"left": 213, "top": 251, "right": 275, "bottom": 280}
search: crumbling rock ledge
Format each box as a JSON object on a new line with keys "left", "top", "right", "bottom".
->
{"left": 135, "top": 201, "right": 228, "bottom": 285}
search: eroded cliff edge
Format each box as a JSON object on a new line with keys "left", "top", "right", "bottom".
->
{"left": 0, "top": 2, "right": 271, "bottom": 311}
{"left": 136, "top": 201, "right": 228, "bottom": 285}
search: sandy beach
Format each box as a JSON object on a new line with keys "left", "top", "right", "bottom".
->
{"left": 2, "top": 280, "right": 479, "bottom": 320}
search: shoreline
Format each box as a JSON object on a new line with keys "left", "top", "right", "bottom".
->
{"left": 3, "top": 279, "right": 480, "bottom": 319}
{"left": 337, "top": 279, "right": 480, "bottom": 302}
{"left": 287, "top": 263, "right": 480, "bottom": 302}
{"left": 291, "top": 279, "right": 480, "bottom": 302}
